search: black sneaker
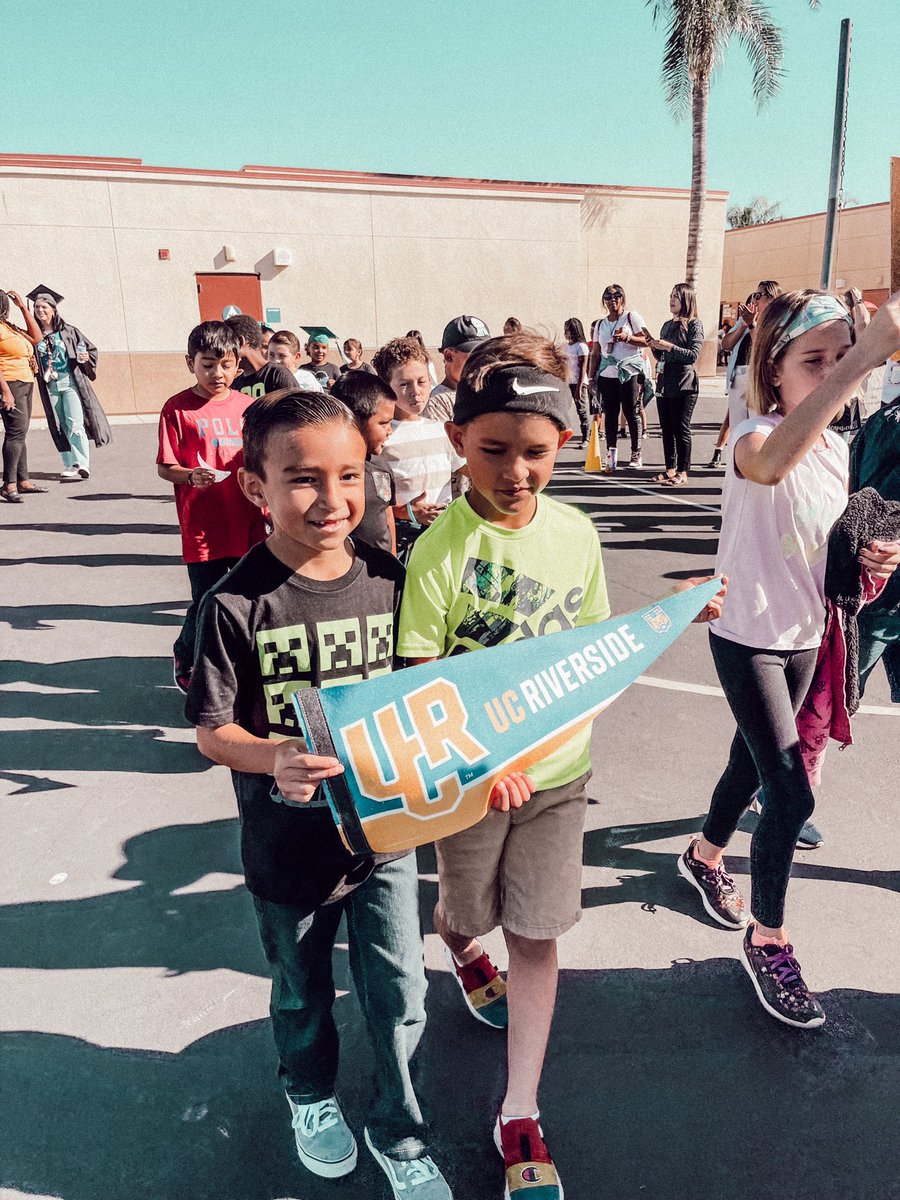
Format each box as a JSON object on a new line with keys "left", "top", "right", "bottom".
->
{"left": 739, "top": 926, "right": 826, "bottom": 1029}
{"left": 703, "top": 449, "right": 723, "bottom": 468}
{"left": 795, "top": 818, "right": 824, "bottom": 850}
{"left": 677, "top": 839, "right": 748, "bottom": 928}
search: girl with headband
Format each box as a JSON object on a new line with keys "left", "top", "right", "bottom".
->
{"left": 676, "top": 287, "right": 900, "bottom": 1029}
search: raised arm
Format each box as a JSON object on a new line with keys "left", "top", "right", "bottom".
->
{"left": 7, "top": 291, "right": 42, "bottom": 345}
{"left": 736, "top": 291, "right": 900, "bottom": 487}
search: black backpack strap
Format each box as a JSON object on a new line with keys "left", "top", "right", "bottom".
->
{"left": 294, "top": 689, "right": 372, "bottom": 857}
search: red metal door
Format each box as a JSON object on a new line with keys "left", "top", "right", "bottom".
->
{"left": 195, "top": 273, "right": 263, "bottom": 322}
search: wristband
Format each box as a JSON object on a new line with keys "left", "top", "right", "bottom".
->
{"left": 406, "top": 503, "right": 421, "bottom": 528}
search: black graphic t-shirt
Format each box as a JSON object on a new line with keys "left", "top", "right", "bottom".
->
{"left": 299, "top": 361, "right": 341, "bottom": 389}
{"left": 233, "top": 363, "right": 297, "bottom": 399}
{"left": 187, "top": 540, "right": 404, "bottom": 905}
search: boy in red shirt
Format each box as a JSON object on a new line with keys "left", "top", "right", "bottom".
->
{"left": 157, "top": 321, "right": 267, "bottom": 692}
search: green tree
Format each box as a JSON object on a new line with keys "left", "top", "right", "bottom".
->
{"left": 726, "top": 195, "right": 783, "bottom": 227}
{"left": 647, "top": 0, "right": 819, "bottom": 285}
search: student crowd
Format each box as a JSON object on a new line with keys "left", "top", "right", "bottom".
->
{"left": 149, "top": 285, "right": 900, "bottom": 1199}
{"left": 4, "top": 279, "right": 900, "bottom": 1200}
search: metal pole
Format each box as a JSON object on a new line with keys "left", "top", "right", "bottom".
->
{"left": 821, "top": 18, "right": 852, "bottom": 289}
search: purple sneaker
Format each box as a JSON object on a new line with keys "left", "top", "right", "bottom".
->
{"left": 739, "top": 926, "right": 826, "bottom": 1029}
{"left": 677, "top": 839, "right": 748, "bottom": 928}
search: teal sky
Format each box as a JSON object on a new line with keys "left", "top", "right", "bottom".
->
{"left": 4, "top": 0, "right": 896, "bottom": 217}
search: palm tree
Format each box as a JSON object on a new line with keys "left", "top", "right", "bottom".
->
{"left": 646, "top": 0, "right": 819, "bottom": 286}
{"left": 726, "top": 195, "right": 783, "bottom": 227}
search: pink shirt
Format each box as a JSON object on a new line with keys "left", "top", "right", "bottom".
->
{"left": 711, "top": 414, "right": 849, "bottom": 651}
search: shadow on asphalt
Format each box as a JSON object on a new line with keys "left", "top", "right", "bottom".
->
{"left": 2, "top": 963, "right": 898, "bottom": 1200}
{"left": 0, "top": 522, "right": 176, "bottom": 536}
{"left": 3, "top": 553, "right": 184, "bottom": 568}
{"left": 582, "top": 816, "right": 900, "bottom": 914}
{"left": 0, "top": 656, "right": 185, "bottom": 727}
{"left": 0, "top": 600, "right": 186, "bottom": 631}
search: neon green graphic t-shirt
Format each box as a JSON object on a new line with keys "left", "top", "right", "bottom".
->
{"left": 397, "top": 494, "right": 609, "bottom": 790}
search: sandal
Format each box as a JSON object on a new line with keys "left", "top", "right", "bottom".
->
{"left": 661, "top": 473, "right": 688, "bottom": 486}
{"left": 650, "top": 472, "right": 676, "bottom": 484}
{"left": 17, "top": 484, "right": 49, "bottom": 494}
{"left": 1, "top": 488, "right": 24, "bottom": 503}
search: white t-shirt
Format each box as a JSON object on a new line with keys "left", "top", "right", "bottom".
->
{"left": 711, "top": 414, "right": 849, "bottom": 651}
{"left": 292, "top": 368, "right": 324, "bottom": 392}
{"left": 591, "top": 312, "right": 647, "bottom": 377}
{"left": 380, "top": 418, "right": 465, "bottom": 506}
{"left": 564, "top": 341, "right": 589, "bottom": 385}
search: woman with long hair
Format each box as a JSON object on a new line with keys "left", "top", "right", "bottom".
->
{"left": 563, "top": 317, "right": 590, "bottom": 444}
{"left": 0, "top": 288, "right": 45, "bottom": 502}
{"left": 647, "top": 283, "right": 704, "bottom": 485}
{"left": 677, "top": 288, "right": 900, "bottom": 1029}
{"left": 32, "top": 290, "right": 110, "bottom": 481}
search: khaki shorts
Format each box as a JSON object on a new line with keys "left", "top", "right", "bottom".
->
{"left": 435, "top": 771, "right": 590, "bottom": 940}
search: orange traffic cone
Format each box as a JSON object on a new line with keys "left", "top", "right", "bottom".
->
{"left": 584, "top": 416, "right": 604, "bottom": 472}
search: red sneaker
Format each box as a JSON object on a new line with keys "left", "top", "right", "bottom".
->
{"left": 494, "top": 1113, "right": 563, "bottom": 1198}
{"left": 444, "top": 944, "right": 508, "bottom": 1028}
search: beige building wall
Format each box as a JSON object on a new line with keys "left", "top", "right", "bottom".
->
{"left": 582, "top": 187, "right": 727, "bottom": 374}
{"left": 721, "top": 202, "right": 890, "bottom": 308}
{"left": 1, "top": 155, "right": 727, "bottom": 414}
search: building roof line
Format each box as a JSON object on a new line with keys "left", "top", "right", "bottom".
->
{"left": 0, "top": 153, "right": 729, "bottom": 200}
{"left": 725, "top": 200, "right": 889, "bottom": 231}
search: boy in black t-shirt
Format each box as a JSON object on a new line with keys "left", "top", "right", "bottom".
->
{"left": 186, "top": 389, "right": 452, "bottom": 1199}
{"left": 331, "top": 370, "right": 397, "bottom": 554}
{"left": 225, "top": 314, "right": 296, "bottom": 398}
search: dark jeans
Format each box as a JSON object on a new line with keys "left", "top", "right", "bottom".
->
{"left": 569, "top": 383, "right": 590, "bottom": 440}
{"left": 175, "top": 557, "right": 239, "bottom": 666}
{"left": 658, "top": 389, "right": 698, "bottom": 473}
{"left": 598, "top": 374, "right": 641, "bottom": 454}
{"left": 2, "top": 380, "right": 34, "bottom": 486}
{"left": 858, "top": 608, "right": 900, "bottom": 702}
{"left": 252, "top": 853, "right": 429, "bottom": 1158}
{"left": 704, "top": 633, "right": 818, "bottom": 928}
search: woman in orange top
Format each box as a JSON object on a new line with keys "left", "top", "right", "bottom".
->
{"left": 0, "top": 288, "right": 45, "bottom": 503}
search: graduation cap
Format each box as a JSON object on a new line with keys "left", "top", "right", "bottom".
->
{"left": 26, "top": 284, "right": 64, "bottom": 307}
{"left": 300, "top": 325, "right": 337, "bottom": 342}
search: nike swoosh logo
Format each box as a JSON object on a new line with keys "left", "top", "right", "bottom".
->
{"left": 510, "top": 378, "right": 559, "bottom": 395}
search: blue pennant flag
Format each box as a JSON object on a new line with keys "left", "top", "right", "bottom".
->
{"left": 294, "top": 578, "right": 722, "bottom": 855}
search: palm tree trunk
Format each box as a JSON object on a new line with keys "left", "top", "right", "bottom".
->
{"left": 686, "top": 75, "right": 709, "bottom": 288}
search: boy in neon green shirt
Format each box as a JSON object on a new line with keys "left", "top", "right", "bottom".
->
{"left": 397, "top": 332, "right": 609, "bottom": 1200}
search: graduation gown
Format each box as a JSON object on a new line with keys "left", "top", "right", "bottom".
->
{"left": 36, "top": 322, "right": 112, "bottom": 452}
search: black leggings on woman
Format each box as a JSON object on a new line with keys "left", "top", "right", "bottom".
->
{"left": 597, "top": 374, "right": 641, "bottom": 454}
{"left": 704, "top": 632, "right": 817, "bottom": 929}
{"left": 658, "top": 388, "right": 698, "bottom": 473}
{"left": 1, "top": 380, "right": 33, "bottom": 486}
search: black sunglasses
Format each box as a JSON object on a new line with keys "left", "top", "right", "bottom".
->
{"left": 603, "top": 290, "right": 623, "bottom": 300}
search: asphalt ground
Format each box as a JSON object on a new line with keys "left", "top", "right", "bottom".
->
{"left": 2, "top": 381, "right": 899, "bottom": 1200}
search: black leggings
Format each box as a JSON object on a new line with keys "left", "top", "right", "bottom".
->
{"left": 597, "top": 374, "right": 641, "bottom": 454}
{"left": 704, "top": 633, "right": 817, "bottom": 928}
{"left": 2, "top": 380, "right": 34, "bottom": 486}
{"left": 658, "top": 389, "right": 698, "bottom": 473}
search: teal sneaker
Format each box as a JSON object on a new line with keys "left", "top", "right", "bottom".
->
{"left": 364, "top": 1128, "right": 453, "bottom": 1198}
{"left": 286, "top": 1094, "right": 357, "bottom": 1178}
